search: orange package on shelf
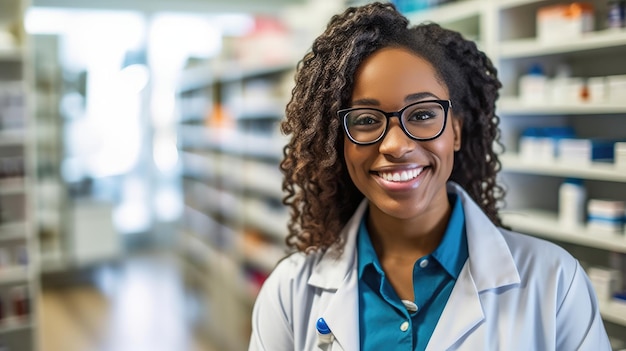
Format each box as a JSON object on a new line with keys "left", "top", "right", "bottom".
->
{"left": 537, "top": 2, "right": 595, "bottom": 43}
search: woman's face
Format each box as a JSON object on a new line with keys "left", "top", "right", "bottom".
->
{"left": 343, "top": 46, "right": 461, "bottom": 221}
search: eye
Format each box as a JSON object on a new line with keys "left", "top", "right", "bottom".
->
{"left": 406, "top": 109, "right": 437, "bottom": 121}
{"left": 349, "top": 111, "right": 384, "bottom": 127}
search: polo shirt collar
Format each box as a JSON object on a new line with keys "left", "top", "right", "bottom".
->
{"left": 431, "top": 193, "right": 467, "bottom": 279}
{"left": 357, "top": 193, "right": 467, "bottom": 280}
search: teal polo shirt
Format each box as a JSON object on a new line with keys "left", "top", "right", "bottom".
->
{"left": 357, "top": 194, "right": 468, "bottom": 351}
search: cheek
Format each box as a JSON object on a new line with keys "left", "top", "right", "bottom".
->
{"left": 432, "top": 132, "right": 458, "bottom": 165}
{"left": 343, "top": 140, "right": 372, "bottom": 182}
{"left": 344, "top": 142, "right": 361, "bottom": 171}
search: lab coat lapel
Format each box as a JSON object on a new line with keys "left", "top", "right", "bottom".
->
{"left": 425, "top": 262, "right": 484, "bottom": 351}
{"left": 309, "top": 200, "right": 367, "bottom": 351}
{"left": 425, "top": 183, "right": 521, "bottom": 350}
{"left": 319, "top": 268, "right": 359, "bottom": 351}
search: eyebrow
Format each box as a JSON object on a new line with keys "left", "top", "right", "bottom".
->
{"left": 351, "top": 92, "right": 440, "bottom": 107}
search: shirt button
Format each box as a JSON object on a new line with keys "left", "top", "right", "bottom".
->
{"left": 400, "top": 321, "right": 409, "bottom": 332}
{"left": 420, "top": 259, "right": 429, "bottom": 268}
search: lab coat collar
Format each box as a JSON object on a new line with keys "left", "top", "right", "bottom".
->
{"left": 307, "top": 199, "right": 367, "bottom": 290}
{"left": 308, "top": 183, "right": 521, "bottom": 291}
{"left": 447, "top": 182, "right": 521, "bottom": 292}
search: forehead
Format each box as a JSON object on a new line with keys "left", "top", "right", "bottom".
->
{"left": 351, "top": 47, "right": 448, "bottom": 106}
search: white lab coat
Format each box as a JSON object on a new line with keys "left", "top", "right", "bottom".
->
{"left": 249, "top": 182, "right": 611, "bottom": 351}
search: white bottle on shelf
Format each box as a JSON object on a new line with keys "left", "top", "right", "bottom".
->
{"left": 559, "top": 178, "right": 587, "bottom": 228}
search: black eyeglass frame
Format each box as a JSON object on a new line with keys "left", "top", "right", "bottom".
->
{"left": 338, "top": 99, "right": 452, "bottom": 145}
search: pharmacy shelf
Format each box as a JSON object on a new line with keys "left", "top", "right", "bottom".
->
{"left": 497, "top": 98, "right": 626, "bottom": 115}
{"left": 498, "top": 29, "right": 626, "bottom": 59}
{"left": 500, "top": 153, "right": 626, "bottom": 183}
{"left": 496, "top": 0, "right": 543, "bottom": 10}
{"left": 0, "top": 178, "right": 25, "bottom": 195}
{"left": 0, "top": 48, "right": 23, "bottom": 62}
{"left": 0, "top": 321, "right": 33, "bottom": 335}
{"left": 501, "top": 209, "right": 626, "bottom": 253}
{"left": 0, "top": 130, "right": 24, "bottom": 146}
{"left": 178, "top": 62, "right": 294, "bottom": 93}
{"left": 0, "top": 268, "right": 29, "bottom": 285}
{"left": 600, "top": 300, "right": 626, "bottom": 327}
{"left": 238, "top": 233, "right": 285, "bottom": 273}
{"left": 0, "top": 222, "right": 27, "bottom": 242}
{"left": 242, "top": 199, "right": 288, "bottom": 242}
{"left": 178, "top": 125, "right": 287, "bottom": 161}
{"left": 405, "top": 0, "right": 483, "bottom": 24}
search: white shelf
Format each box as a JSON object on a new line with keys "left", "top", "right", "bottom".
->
{"left": 238, "top": 234, "right": 285, "bottom": 273}
{"left": 498, "top": 97, "right": 626, "bottom": 115}
{"left": 0, "top": 130, "right": 25, "bottom": 146}
{"left": 600, "top": 300, "right": 626, "bottom": 327}
{"left": 0, "top": 178, "right": 25, "bottom": 195}
{"left": 0, "top": 48, "right": 23, "bottom": 62}
{"left": 0, "top": 267, "right": 29, "bottom": 284}
{"left": 405, "top": 0, "right": 483, "bottom": 24}
{"left": 500, "top": 153, "right": 626, "bottom": 183}
{"left": 496, "top": 0, "right": 544, "bottom": 10}
{"left": 0, "top": 222, "right": 27, "bottom": 241}
{"left": 499, "top": 29, "right": 626, "bottom": 59}
{"left": 179, "top": 125, "right": 287, "bottom": 160}
{"left": 242, "top": 198, "right": 289, "bottom": 241}
{"left": 0, "top": 320, "right": 33, "bottom": 334}
{"left": 178, "top": 61, "right": 294, "bottom": 93}
{"left": 501, "top": 209, "right": 626, "bottom": 253}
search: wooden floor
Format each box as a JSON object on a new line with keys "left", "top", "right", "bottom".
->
{"left": 37, "top": 251, "right": 218, "bottom": 351}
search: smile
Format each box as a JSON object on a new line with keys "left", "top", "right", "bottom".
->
{"left": 377, "top": 168, "right": 423, "bottom": 182}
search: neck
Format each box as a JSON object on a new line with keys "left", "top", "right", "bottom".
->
{"left": 367, "top": 200, "right": 452, "bottom": 263}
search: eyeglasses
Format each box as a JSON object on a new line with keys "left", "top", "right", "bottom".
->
{"left": 338, "top": 99, "right": 451, "bottom": 145}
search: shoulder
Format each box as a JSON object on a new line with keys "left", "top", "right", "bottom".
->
{"left": 498, "top": 228, "right": 577, "bottom": 268}
{"left": 498, "top": 228, "right": 580, "bottom": 291}
{"left": 258, "top": 251, "right": 321, "bottom": 300}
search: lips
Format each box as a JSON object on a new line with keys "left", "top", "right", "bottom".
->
{"left": 376, "top": 167, "right": 424, "bottom": 182}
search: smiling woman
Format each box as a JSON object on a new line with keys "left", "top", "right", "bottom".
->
{"left": 248, "top": 2, "right": 612, "bottom": 351}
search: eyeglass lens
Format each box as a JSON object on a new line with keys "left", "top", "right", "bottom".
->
{"left": 344, "top": 101, "right": 445, "bottom": 143}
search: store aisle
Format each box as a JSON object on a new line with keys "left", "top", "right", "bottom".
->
{"left": 38, "top": 251, "right": 218, "bottom": 351}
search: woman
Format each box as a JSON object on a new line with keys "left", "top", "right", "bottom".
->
{"left": 248, "top": 3, "right": 610, "bottom": 350}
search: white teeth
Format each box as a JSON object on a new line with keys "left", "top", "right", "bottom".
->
{"left": 379, "top": 168, "right": 423, "bottom": 182}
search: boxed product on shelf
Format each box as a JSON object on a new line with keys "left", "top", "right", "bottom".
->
{"left": 616, "top": 142, "right": 626, "bottom": 169}
{"left": 518, "top": 64, "right": 548, "bottom": 105}
{"left": 536, "top": 2, "right": 594, "bottom": 43}
{"left": 588, "top": 266, "right": 622, "bottom": 302}
{"left": 586, "top": 76, "right": 607, "bottom": 104}
{"left": 518, "top": 126, "right": 576, "bottom": 162}
{"left": 587, "top": 199, "right": 625, "bottom": 233}
{"left": 557, "top": 138, "right": 624, "bottom": 164}
{"left": 607, "top": 74, "right": 626, "bottom": 104}
{"left": 607, "top": 0, "right": 626, "bottom": 28}
{"left": 0, "top": 82, "right": 25, "bottom": 130}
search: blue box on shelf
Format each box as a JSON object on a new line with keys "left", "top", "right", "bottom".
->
{"left": 558, "top": 138, "right": 626, "bottom": 164}
{"left": 519, "top": 126, "right": 576, "bottom": 162}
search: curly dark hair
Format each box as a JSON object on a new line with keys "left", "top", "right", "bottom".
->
{"left": 280, "top": 2, "right": 505, "bottom": 253}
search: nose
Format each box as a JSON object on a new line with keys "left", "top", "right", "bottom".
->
{"left": 378, "top": 118, "right": 415, "bottom": 158}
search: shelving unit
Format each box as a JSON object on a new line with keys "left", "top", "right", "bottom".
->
{"left": 401, "top": 0, "right": 626, "bottom": 346}
{"left": 176, "top": 60, "right": 295, "bottom": 351}
{"left": 0, "top": 0, "right": 38, "bottom": 350}
{"left": 174, "top": 1, "right": 626, "bottom": 349}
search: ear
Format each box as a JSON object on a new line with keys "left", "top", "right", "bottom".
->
{"left": 451, "top": 117, "right": 462, "bottom": 151}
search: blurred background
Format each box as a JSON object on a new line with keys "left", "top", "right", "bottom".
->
{"left": 1, "top": 0, "right": 626, "bottom": 350}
